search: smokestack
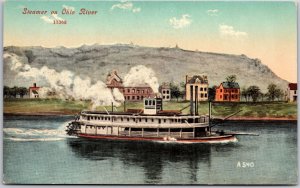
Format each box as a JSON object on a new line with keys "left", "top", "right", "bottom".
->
{"left": 195, "top": 86, "right": 198, "bottom": 115}
{"left": 190, "top": 85, "right": 194, "bottom": 115}
{"left": 33, "top": 83, "right": 37, "bottom": 87}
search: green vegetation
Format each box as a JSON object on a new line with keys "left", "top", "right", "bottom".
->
{"left": 4, "top": 98, "right": 297, "bottom": 119}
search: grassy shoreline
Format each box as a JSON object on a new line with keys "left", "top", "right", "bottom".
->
{"left": 3, "top": 99, "right": 297, "bottom": 120}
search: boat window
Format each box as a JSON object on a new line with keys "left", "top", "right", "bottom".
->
{"left": 139, "top": 118, "right": 142, "bottom": 122}
{"left": 164, "top": 119, "right": 166, "bottom": 123}
{"left": 149, "top": 100, "right": 152, "bottom": 105}
{"left": 105, "top": 117, "right": 107, "bottom": 120}
{"left": 145, "top": 100, "right": 148, "bottom": 105}
{"left": 145, "top": 119, "right": 148, "bottom": 122}
{"left": 152, "top": 119, "right": 154, "bottom": 122}
{"left": 108, "top": 117, "right": 110, "bottom": 121}
{"left": 127, "top": 118, "right": 130, "bottom": 121}
{"left": 121, "top": 118, "right": 123, "bottom": 121}
{"left": 153, "top": 100, "right": 155, "bottom": 105}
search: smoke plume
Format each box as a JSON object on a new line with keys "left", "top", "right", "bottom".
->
{"left": 4, "top": 53, "right": 124, "bottom": 109}
{"left": 123, "top": 65, "right": 159, "bottom": 93}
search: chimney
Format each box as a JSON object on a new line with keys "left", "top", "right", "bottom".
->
{"left": 195, "top": 86, "right": 198, "bottom": 115}
{"left": 33, "top": 83, "right": 37, "bottom": 87}
{"left": 190, "top": 85, "right": 194, "bottom": 115}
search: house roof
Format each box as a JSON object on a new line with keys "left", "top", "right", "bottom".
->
{"left": 187, "top": 75, "right": 208, "bottom": 84}
{"left": 29, "top": 87, "right": 40, "bottom": 90}
{"left": 288, "top": 83, "right": 297, "bottom": 90}
{"left": 221, "top": 82, "right": 240, "bottom": 89}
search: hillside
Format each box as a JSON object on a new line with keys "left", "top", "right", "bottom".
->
{"left": 3, "top": 44, "right": 289, "bottom": 92}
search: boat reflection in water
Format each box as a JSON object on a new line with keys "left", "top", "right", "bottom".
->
{"left": 66, "top": 138, "right": 237, "bottom": 183}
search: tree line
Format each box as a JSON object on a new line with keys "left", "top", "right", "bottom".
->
{"left": 3, "top": 86, "right": 29, "bottom": 98}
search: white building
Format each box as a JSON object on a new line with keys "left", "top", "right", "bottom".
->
{"left": 287, "top": 83, "right": 297, "bottom": 102}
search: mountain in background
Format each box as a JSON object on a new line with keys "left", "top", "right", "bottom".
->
{"left": 3, "top": 44, "right": 289, "bottom": 92}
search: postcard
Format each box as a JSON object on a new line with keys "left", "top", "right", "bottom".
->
{"left": 2, "top": 0, "right": 298, "bottom": 185}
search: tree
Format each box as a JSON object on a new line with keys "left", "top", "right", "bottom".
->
{"left": 241, "top": 87, "right": 249, "bottom": 102}
{"left": 247, "top": 85, "right": 261, "bottom": 102}
{"left": 226, "top": 75, "right": 237, "bottom": 83}
{"left": 19, "top": 87, "right": 28, "bottom": 98}
{"left": 208, "top": 86, "right": 217, "bottom": 101}
{"left": 170, "top": 83, "right": 181, "bottom": 102}
{"left": 3, "top": 86, "right": 10, "bottom": 98}
{"left": 266, "top": 83, "right": 283, "bottom": 101}
{"left": 9, "top": 86, "right": 18, "bottom": 98}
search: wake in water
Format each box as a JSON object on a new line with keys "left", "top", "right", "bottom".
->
{"left": 3, "top": 122, "right": 73, "bottom": 142}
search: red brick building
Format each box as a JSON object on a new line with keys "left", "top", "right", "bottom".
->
{"left": 215, "top": 82, "right": 240, "bottom": 102}
{"left": 106, "top": 70, "right": 155, "bottom": 101}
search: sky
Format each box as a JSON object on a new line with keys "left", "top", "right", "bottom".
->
{"left": 3, "top": 1, "right": 297, "bottom": 82}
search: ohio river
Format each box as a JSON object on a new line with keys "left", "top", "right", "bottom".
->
{"left": 3, "top": 116, "right": 297, "bottom": 184}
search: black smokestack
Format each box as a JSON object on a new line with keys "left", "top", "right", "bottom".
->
{"left": 195, "top": 86, "right": 198, "bottom": 115}
{"left": 190, "top": 85, "right": 194, "bottom": 115}
{"left": 33, "top": 83, "right": 37, "bottom": 87}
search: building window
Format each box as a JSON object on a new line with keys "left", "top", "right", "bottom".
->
{"left": 142, "top": 90, "right": 144, "bottom": 94}
{"left": 220, "top": 95, "right": 222, "bottom": 98}
{"left": 220, "top": 89, "right": 222, "bottom": 92}
{"left": 127, "top": 89, "right": 130, "bottom": 93}
{"left": 163, "top": 96, "right": 165, "bottom": 99}
{"left": 204, "top": 88, "right": 207, "bottom": 91}
{"left": 132, "top": 89, "right": 135, "bottom": 93}
{"left": 132, "top": 96, "right": 135, "bottom": 100}
{"left": 137, "top": 96, "right": 140, "bottom": 100}
{"left": 137, "top": 90, "right": 140, "bottom": 93}
{"left": 167, "top": 90, "right": 169, "bottom": 94}
{"left": 205, "top": 94, "right": 207, "bottom": 97}
{"left": 166, "top": 96, "right": 169, "bottom": 99}
{"left": 294, "top": 90, "right": 297, "bottom": 94}
{"left": 163, "top": 90, "right": 166, "bottom": 94}
{"left": 201, "top": 93, "right": 204, "bottom": 98}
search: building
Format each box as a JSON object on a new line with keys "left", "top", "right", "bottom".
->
{"left": 106, "top": 70, "right": 124, "bottom": 89}
{"left": 287, "top": 83, "right": 297, "bottom": 102}
{"left": 105, "top": 70, "right": 155, "bottom": 102}
{"left": 120, "top": 87, "right": 155, "bottom": 101}
{"left": 215, "top": 82, "right": 240, "bottom": 102}
{"left": 159, "top": 82, "right": 171, "bottom": 101}
{"left": 185, "top": 75, "right": 209, "bottom": 101}
{"left": 29, "top": 83, "right": 40, "bottom": 98}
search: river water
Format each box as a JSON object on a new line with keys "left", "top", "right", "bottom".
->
{"left": 3, "top": 116, "right": 298, "bottom": 184}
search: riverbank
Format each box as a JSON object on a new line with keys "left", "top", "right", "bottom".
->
{"left": 4, "top": 99, "right": 297, "bottom": 120}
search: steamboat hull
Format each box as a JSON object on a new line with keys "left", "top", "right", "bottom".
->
{"left": 77, "top": 133, "right": 237, "bottom": 144}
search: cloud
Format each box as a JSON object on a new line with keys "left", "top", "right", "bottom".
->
{"left": 219, "top": 24, "right": 248, "bottom": 38}
{"left": 111, "top": 1, "right": 141, "bottom": 13}
{"left": 207, "top": 9, "right": 219, "bottom": 16}
{"left": 169, "top": 14, "right": 192, "bottom": 29}
{"left": 40, "top": 14, "right": 65, "bottom": 24}
{"left": 40, "top": 16, "right": 53, "bottom": 24}
{"left": 132, "top": 7, "right": 141, "bottom": 13}
{"left": 62, "top": 5, "right": 75, "bottom": 11}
